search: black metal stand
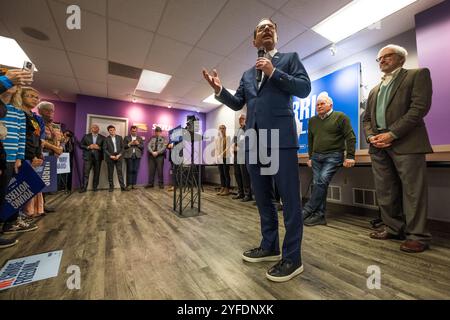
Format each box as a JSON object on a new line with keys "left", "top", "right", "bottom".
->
{"left": 173, "top": 132, "right": 202, "bottom": 217}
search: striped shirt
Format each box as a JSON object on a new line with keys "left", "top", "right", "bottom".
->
{"left": 0, "top": 104, "right": 26, "bottom": 162}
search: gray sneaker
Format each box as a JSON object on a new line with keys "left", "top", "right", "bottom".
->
{"left": 2, "top": 217, "right": 38, "bottom": 234}
{"left": 304, "top": 212, "right": 327, "bottom": 226}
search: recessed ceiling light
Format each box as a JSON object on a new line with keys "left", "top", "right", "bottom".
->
{"left": 136, "top": 69, "right": 172, "bottom": 94}
{"left": 312, "top": 0, "right": 418, "bottom": 43}
{"left": 0, "top": 36, "right": 38, "bottom": 70}
{"left": 203, "top": 90, "right": 236, "bottom": 105}
{"left": 168, "top": 105, "right": 172, "bottom": 109}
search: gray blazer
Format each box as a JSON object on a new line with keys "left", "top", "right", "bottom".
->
{"left": 363, "top": 68, "right": 433, "bottom": 155}
{"left": 148, "top": 136, "right": 167, "bottom": 157}
{"left": 123, "top": 135, "right": 144, "bottom": 159}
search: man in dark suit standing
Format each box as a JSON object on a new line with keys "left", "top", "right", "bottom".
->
{"left": 79, "top": 124, "right": 105, "bottom": 192}
{"left": 363, "top": 44, "right": 433, "bottom": 253}
{"left": 103, "top": 125, "right": 127, "bottom": 192}
{"left": 203, "top": 18, "right": 311, "bottom": 282}
{"left": 123, "top": 125, "right": 144, "bottom": 189}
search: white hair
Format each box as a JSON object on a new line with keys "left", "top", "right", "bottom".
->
{"left": 37, "top": 101, "right": 55, "bottom": 111}
{"left": 379, "top": 44, "right": 408, "bottom": 60}
{"left": 317, "top": 92, "right": 333, "bottom": 106}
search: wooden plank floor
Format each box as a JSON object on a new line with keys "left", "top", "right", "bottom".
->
{"left": 1, "top": 186, "right": 450, "bottom": 300}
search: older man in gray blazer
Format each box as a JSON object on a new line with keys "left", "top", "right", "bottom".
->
{"left": 363, "top": 44, "right": 433, "bottom": 253}
{"left": 123, "top": 125, "right": 144, "bottom": 189}
{"left": 146, "top": 126, "right": 167, "bottom": 189}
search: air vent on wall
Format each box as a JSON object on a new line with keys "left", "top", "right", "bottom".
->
{"left": 353, "top": 188, "right": 378, "bottom": 209}
{"left": 328, "top": 185, "right": 341, "bottom": 202}
{"left": 108, "top": 61, "right": 142, "bottom": 79}
{"left": 310, "top": 185, "right": 341, "bottom": 202}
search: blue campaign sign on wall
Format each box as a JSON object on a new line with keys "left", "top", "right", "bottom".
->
{"left": 293, "top": 63, "right": 361, "bottom": 154}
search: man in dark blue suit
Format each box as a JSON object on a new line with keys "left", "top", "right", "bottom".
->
{"left": 203, "top": 18, "right": 311, "bottom": 282}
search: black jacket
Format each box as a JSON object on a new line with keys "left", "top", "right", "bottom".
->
{"left": 80, "top": 133, "right": 106, "bottom": 161}
{"left": 103, "top": 135, "right": 125, "bottom": 160}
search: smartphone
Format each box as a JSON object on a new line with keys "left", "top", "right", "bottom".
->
{"left": 23, "top": 61, "right": 35, "bottom": 75}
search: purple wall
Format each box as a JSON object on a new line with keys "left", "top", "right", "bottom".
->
{"left": 415, "top": 0, "right": 450, "bottom": 145}
{"left": 72, "top": 95, "right": 206, "bottom": 188}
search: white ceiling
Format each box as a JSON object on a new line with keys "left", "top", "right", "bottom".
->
{"left": 0, "top": 0, "right": 443, "bottom": 113}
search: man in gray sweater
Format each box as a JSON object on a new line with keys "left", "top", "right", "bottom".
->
{"left": 304, "top": 93, "right": 356, "bottom": 226}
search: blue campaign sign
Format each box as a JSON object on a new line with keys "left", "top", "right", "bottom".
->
{"left": 35, "top": 156, "right": 58, "bottom": 193}
{"left": 0, "top": 161, "right": 46, "bottom": 220}
{"left": 293, "top": 63, "right": 361, "bottom": 154}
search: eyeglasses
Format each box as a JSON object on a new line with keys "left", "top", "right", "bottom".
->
{"left": 376, "top": 53, "right": 397, "bottom": 62}
{"left": 256, "top": 24, "right": 276, "bottom": 33}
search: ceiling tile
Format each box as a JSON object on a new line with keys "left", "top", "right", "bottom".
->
{"left": 280, "top": 30, "right": 330, "bottom": 58}
{"left": 0, "top": 19, "right": 11, "bottom": 37}
{"left": 214, "top": 58, "right": 250, "bottom": 89}
{"left": 78, "top": 80, "right": 108, "bottom": 97}
{"left": 107, "top": 74, "right": 138, "bottom": 97}
{"left": 258, "top": 0, "right": 289, "bottom": 10}
{"left": 280, "top": 0, "right": 352, "bottom": 28}
{"left": 32, "top": 72, "right": 80, "bottom": 94}
{"left": 17, "top": 41, "right": 73, "bottom": 77}
{"left": 55, "top": 0, "right": 107, "bottom": 16}
{"left": 143, "top": 34, "right": 192, "bottom": 75}
{"left": 108, "top": 0, "right": 166, "bottom": 32}
{"left": 174, "top": 48, "right": 223, "bottom": 82}
{"left": 196, "top": 0, "right": 275, "bottom": 56}
{"left": 228, "top": 35, "right": 257, "bottom": 66}
{"left": 271, "top": 12, "right": 308, "bottom": 48}
{"left": 108, "top": 20, "right": 154, "bottom": 68}
{"left": 161, "top": 76, "right": 197, "bottom": 98}
{"left": 49, "top": 0, "right": 107, "bottom": 58}
{"left": 158, "top": 0, "right": 227, "bottom": 45}
{"left": 181, "top": 82, "right": 214, "bottom": 105}
{"left": 0, "top": 0, "right": 64, "bottom": 49}
{"left": 68, "top": 52, "right": 107, "bottom": 82}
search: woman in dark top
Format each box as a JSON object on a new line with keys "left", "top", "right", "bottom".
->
{"left": 20, "top": 87, "right": 45, "bottom": 218}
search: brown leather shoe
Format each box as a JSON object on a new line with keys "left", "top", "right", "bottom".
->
{"left": 369, "top": 229, "right": 405, "bottom": 240}
{"left": 220, "top": 188, "right": 230, "bottom": 196}
{"left": 400, "top": 240, "right": 429, "bottom": 253}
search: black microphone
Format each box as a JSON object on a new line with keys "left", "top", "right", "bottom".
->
{"left": 256, "top": 47, "right": 265, "bottom": 82}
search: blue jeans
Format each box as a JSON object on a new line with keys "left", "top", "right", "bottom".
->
{"left": 304, "top": 152, "right": 343, "bottom": 217}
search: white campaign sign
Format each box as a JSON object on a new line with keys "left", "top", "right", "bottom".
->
{"left": 57, "top": 153, "right": 71, "bottom": 174}
{"left": 0, "top": 250, "right": 63, "bottom": 291}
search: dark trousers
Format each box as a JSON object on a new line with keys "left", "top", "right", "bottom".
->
{"left": 106, "top": 159, "right": 125, "bottom": 189}
{"left": 304, "top": 152, "right": 343, "bottom": 217}
{"left": 234, "top": 155, "right": 251, "bottom": 196}
{"left": 82, "top": 157, "right": 102, "bottom": 190}
{"left": 218, "top": 158, "right": 230, "bottom": 188}
{"left": 247, "top": 148, "right": 302, "bottom": 265}
{"left": 126, "top": 156, "right": 141, "bottom": 186}
{"left": 148, "top": 155, "right": 164, "bottom": 186}
{"left": 370, "top": 149, "right": 431, "bottom": 243}
{"left": 0, "top": 162, "right": 19, "bottom": 222}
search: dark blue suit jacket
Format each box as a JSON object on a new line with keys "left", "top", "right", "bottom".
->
{"left": 216, "top": 52, "right": 311, "bottom": 149}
